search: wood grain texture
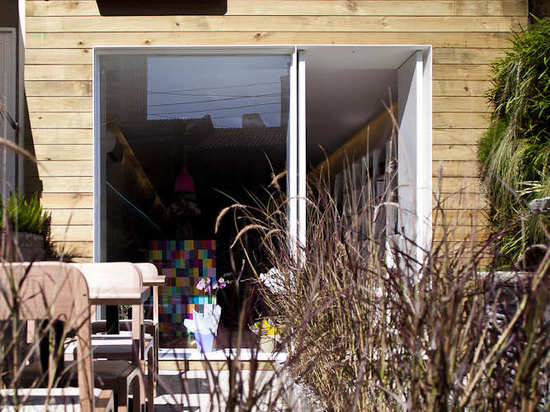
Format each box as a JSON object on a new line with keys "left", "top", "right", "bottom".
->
{"left": 25, "top": 81, "right": 92, "bottom": 97}
{"left": 433, "top": 113, "right": 489, "bottom": 129}
{"left": 433, "top": 80, "right": 491, "bottom": 97}
{"left": 433, "top": 225, "right": 491, "bottom": 241}
{"left": 27, "top": 97, "right": 92, "bottom": 112}
{"left": 433, "top": 209, "right": 488, "bottom": 226}
{"left": 34, "top": 145, "right": 92, "bottom": 161}
{"left": 436, "top": 192, "right": 488, "bottom": 210}
{"left": 49, "top": 209, "right": 93, "bottom": 226}
{"left": 25, "top": 64, "right": 92, "bottom": 81}
{"left": 433, "top": 129, "right": 486, "bottom": 145}
{"left": 433, "top": 48, "right": 506, "bottom": 64}
{"left": 433, "top": 144, "right": 478, "bottom": 161}
{"left": 26, "top": 48, "right": 93, "bottom": 64}
{"left": 32, "top": 129, "right": 93, "bottom": 145}
{"left": 26, "top": 1, "right": 527, "bottom": 17}
{"left": 50, "top": 225, "right": 93, "bottom": 242}
{"left": 25, "top": 32, "right": 514, "bottom": 50}
{"left": 30, "top": 112, "right": 93, "bottom": 128}
{"left": 26, "top": 16, "right": 524, "bottom": 33}
{"left": 433, "top": 97, "right": 492, "bottom": 113}
{"left": 433, "top": 177, "right": 483, "bottom": 194}
{"left": 34, "top": 176, "right": 93, "bottom": 193}
{"left": 51, "top": 241, "right": 93, "bottom": 258}
{"left": 432, "top": 160, "right": 480, "bottom": 177}
{"left": 34, "top": 161, "right": 93, "bottom": 177}
{"left": 432, "top": 64, "right": 491, "bottom": 80}
{"left": 41, "top": 193, "right": 93, "bottom": 209}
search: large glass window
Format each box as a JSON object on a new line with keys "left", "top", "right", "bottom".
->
{"left": 97, "top": 53, "right": 291, "bottom": 346}
{"left": 95, "top": 47, "right": 430, "bottom": 347}
{"left": 98, "top": 54, "right": 290, "bottom": 263}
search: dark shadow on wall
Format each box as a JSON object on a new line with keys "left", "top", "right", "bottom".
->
{"left": 530, "top": 0, "right": 550, "bottom": 20}
{"left": 96, "top": 0, "right": 227, "bottom": 16}
{"left": 22, "top": 94, "right": 41, "bottom": 198}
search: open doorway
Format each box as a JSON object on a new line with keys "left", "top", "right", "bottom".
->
{"left": 304, "top": 47, "right": 432, "bottom": 262}
{"left": 94, "top": 46, "right": 431, "bottom": 348}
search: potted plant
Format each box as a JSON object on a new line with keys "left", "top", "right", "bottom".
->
{"left": 1, "top": 192, "right": 51, "bottom": 261}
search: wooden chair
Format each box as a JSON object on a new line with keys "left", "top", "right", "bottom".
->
{"left": 70, "top": 262, "right": 154, "bottom": 412}
{"left": 0, "top": 262, "right": 108, "bottom": 411}
{"left": 90, "top": 262, "right": 163, "bottom": 394}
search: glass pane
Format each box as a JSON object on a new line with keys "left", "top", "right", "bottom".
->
{"left": 98, "top": 53, "right": 290, "bottom": 347}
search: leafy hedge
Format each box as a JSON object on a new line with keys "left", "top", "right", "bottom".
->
{"left": 479, "top": 18, "right": 550, "bottom": 265}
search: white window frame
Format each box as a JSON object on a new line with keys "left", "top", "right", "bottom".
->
{"left": 93, "top": 45, "right": 432, "bottom": 262}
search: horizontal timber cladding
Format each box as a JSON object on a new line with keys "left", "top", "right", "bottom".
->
{"left": 52, "top": 241, "right": 93, "bottom": 259}
{"left": 26, "top": 16, "right": 523, "bottom": 33}
{"left": 49, "top": 209, "right": 93, "bottom": 226}
{"left": 26, "top": 1, "right": 527, "bottom": 17}
{"left": 31, "top": 161, "right": 93, "bottom": 177}
{"left": 24, "top": 0, "right": 528, "bottom": 256}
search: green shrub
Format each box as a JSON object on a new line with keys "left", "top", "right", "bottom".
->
{"left": 0, "top": 192, "right": 50, "bottom": 236}
{"left": 479, "top": 17, "right": 550, "bottom": 265}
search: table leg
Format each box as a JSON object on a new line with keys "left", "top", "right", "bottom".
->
{"left": 153, "top": 286, "right": 159, "bottom": 324}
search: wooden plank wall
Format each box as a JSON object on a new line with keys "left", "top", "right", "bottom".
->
{"left": 24, "top": 0, "right": 528, "bottom": 260}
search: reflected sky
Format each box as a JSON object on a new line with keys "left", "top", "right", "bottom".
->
{"left": 147, "top": 55, "right": 291, "bottom": 128}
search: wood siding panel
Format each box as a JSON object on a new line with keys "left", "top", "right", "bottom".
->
{"left": 437, "top": 193, "right": 488, "bottom": 210}
{"left": 432, "top": 64, "right": 491, "bottom": 80}
{"left": 26, "top": 16, "right": 524, "bottom": 33}
{"left": 25, "top": 64, "right": 92, "bottom": 81}
{"left": 433, "top": 225, "right": 491, "bottom": 241}
{"left": 433, "top": 48, "right": 506, "bottom": 64}
{"left": 50, "top": 225, "right": 93, "bottom": 242}
{"left": 433, "top": 113, "right": 489, "bottom": 129}
{"left": 26, "top": 80, "right": 92, "bottom": 97}
{"left": 30, "top": 112, "right": 93, "bottom": 128}
{"left": 433, "top": 129, "right": 486, "bottom": 145}
{"left": 433, "top": 177, "right": 483, "bottom": 194}
{"left": 24, "top": 0, "right": 526, "bottom": 255}
{"left": 433, "top": 144, "right": 478, "bottom": 161}
{"left": 51, "top": 241, "right": 93, "bottom": 258}
{"left": 433, "top": 209, "right": 488, "bottom": 226}
{"left": 26, "top": 1, "right": 527, "bottom": 17}
{"left": 432, "top": 161, "right": 480, "bottom": 177}
{"left": 27, "top": 97, "right": 92, "bottom": 112}
{"left": 49, "top": 209, "right": 93, "bottom": 226}
{"left": 26, "top": 48, "right": 93, "bottom": 64}
{"left": 40, "top": 193, "right": 93, "bottom": 209}
{"left": 33, "top": 161, "right": 93, "bottom": 177}
{"left": 26, "top": 32, "right": 514, "bottom": 50}
{"left": 34, "top": 145, "right": 92, "bottom": 161}
{"left": 433, "top": 80, "right": 491, "bottom": 97}
{"left": 433, "top": 97, "right": 492, "bottom": 113}
{"left": 32, "top": 129, "right": 93, "bottom": 145}
{"left": 35, "top": 176, "right": 93, "bottom": 193}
